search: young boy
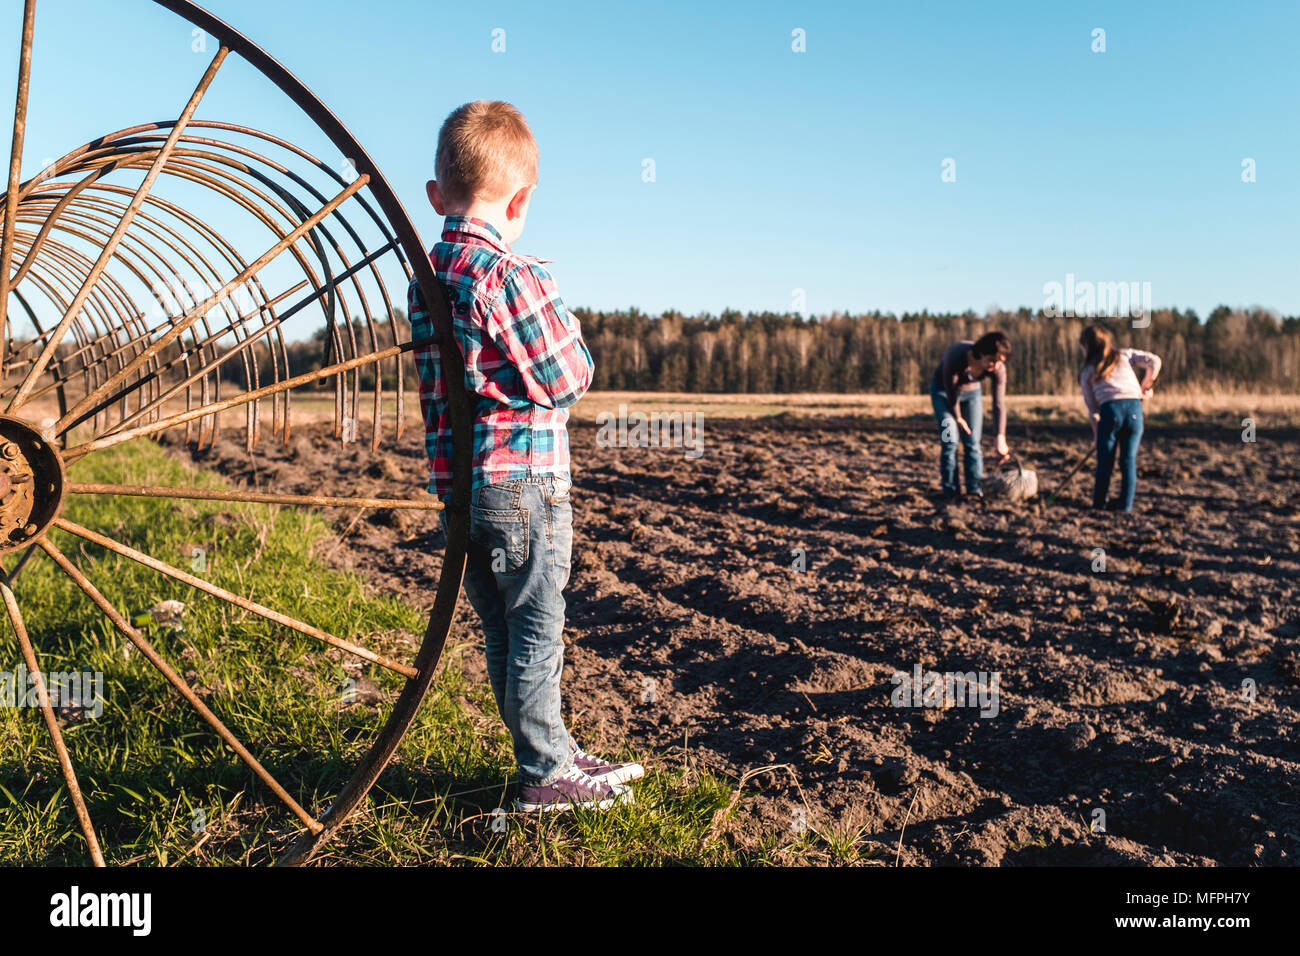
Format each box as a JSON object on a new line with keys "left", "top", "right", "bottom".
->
{"left": 406, "top": 100, "right": 642, "bottom": 811}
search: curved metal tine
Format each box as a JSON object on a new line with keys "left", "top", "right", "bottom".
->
{"left": 175, "top": 122, "right": 405, "bottom": 448}
{"left": 65, "top": 280, "right": 307, "bottom": 437}
{"left": 0, "top": 256, "right": 90, "bottom": 395}
{"left": 109, "top": 287, "right": 288, "bottom": 433}
{"left": 18, "top": 189, "right": 212, "bottom": 427}
{"left": 54, "top": 174, "right": 370, "bottom": 436}
{"left": 6, "top": 44, "right": 230, "bottom": 413}
{"left": 61, "top": 333, "right": 431, "bottom": 463}
{"left": 36, "top": 536, "right": 323, "bottom": 834}
{"left": 9, "top": 166, "right": 118, "bottom": 292}
{"left": 67, "top": 482, "right": 442, "bottom": 511}
{"left": 31, "top": 194, "right": 232, "bottom": 413}
{"left": 0, "top": 0, "right": 38, "bottom": 375}
{"left": 52, "top": 517, "right": 418, "bottom": 679}
{"left": 7, "top": 230, "right": 156, "bottom": 407}
{"left": 21, "top": 187, "right": 269, "bottom": 426}
{"left": 172, "top": 129, "right": 393, "bottom": 450}
{"left": 10, "top": 308, "right": 159, "bottom": 408}
{"left": 81, "top": 226, "right": 396, "bottom": 437}
{"left": 0, "top": 577, "right": 107, "bottom": 866}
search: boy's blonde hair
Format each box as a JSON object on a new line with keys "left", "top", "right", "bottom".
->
{"left": 435, "top": 100, "right": 538, "bottom": 206}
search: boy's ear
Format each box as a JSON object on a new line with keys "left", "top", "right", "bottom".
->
{"left": 426, "top": 180, "right": 446, "bottom": 216}
{"left": 505, "top": 183, "right": 535, "bottom": 221}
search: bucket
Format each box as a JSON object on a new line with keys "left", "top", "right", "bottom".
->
{"left": 984, "top": 456, "right": 1038, "bottom": 501}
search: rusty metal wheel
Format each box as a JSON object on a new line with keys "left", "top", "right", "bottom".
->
{"left": 0, "top": 0, "right": 472, "bottom": 865}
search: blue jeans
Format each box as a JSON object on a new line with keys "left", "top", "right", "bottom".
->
{"left": 1094, "top": 398, "right": 1144, "bottom": 511}
{"left": 440, "top": 475, "right": 575, "bottom": 786}
{"left": 929, "top": 380, "right": 983, "bottom": 493}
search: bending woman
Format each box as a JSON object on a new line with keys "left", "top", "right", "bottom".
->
{"left": 929, "top": 331, "right": 1011, "bottom": 499}
{"left": 1079, "top": 325, "right": 1162, "bottom": 512}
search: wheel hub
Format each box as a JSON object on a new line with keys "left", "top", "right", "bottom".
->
{"left": 0, "top": 416, "right": 66, "bottom": 555}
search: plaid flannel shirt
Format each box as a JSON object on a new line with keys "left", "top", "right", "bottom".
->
{"left": 407, "top": 216, "right": 594, "bottom": 500}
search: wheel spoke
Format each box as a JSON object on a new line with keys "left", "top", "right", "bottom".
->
{"left": 6, "top": 44, "right": 230, "bottom": 413}
{"left": 37, "top": 536, "right": 323, "bottom": 834}
{"left": 0, "top": 0, "right": 38, "bottom": 375}
{"left": 68, "top": 482, "right": 442, "bottom": 512}
{"left": 0, "top": 576, "right": 106, "bottom": 866}
{"left": 52, "top": 517, "right": 418, "bottom": 678}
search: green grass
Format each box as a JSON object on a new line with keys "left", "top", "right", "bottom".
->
{"left": 0, "top": 439, "right": 854, "bottom": 866}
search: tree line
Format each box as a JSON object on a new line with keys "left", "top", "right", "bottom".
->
{"left": 574, "top": 306, "right": 1300, "bottom": 395}
{"left": 250, "top": 304, "right": 1297, "bottom": 396}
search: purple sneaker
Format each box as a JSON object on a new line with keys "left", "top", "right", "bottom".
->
{"left": 572, "top": 744, "right": 645, "bottom": 787}
{"left": 513, "top": 765, "right": 633, "bottom": 813}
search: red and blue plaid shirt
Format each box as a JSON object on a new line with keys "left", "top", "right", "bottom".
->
{"left": 407, "top": 216, "right": 593, "bottom": 499}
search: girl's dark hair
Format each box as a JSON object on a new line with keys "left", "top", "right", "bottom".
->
{"left": 972, "top": 331, "right": 1011, "bottom": 359}
{"left": 1080, "top": 324, "right": 1120, "bottom": 383}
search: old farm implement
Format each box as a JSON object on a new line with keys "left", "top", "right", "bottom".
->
{"left": 0, "top": 0, "right": 471, "bottom": 864}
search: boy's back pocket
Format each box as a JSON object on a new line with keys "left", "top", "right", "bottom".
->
{"left": 469, "top": 507, "right": 529, "bottom": 574}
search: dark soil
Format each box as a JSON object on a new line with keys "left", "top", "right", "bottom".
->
{"left": 160, "top": 414, "right": 1300, "bottom": 866}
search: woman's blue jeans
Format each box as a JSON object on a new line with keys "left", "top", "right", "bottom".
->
{"left": 439, "top": 474, "right": 575, "bottom": 786}
{"left": 929, "top": 380, "right": 983, "bottom": 494}
{"left": 1094, "top": 398, "right": 1144, "bottom": 511}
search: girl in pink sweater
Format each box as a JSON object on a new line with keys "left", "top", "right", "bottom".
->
{"left": 1079, "top": 325, "right": 1162, "bottom": 511}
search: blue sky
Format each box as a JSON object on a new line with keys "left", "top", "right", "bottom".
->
{"left": 3, "top": 0, "right": 1297, "bottom": 335}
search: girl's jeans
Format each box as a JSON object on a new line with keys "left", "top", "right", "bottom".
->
{"left": 440, "top": 474, "right": 575, "bottom": 786}
{"left": 1094, "top": 398, "right": 1144, "bottom": 511}
{"left": 929, "top": 380, "right": 983, "bottom": 494}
